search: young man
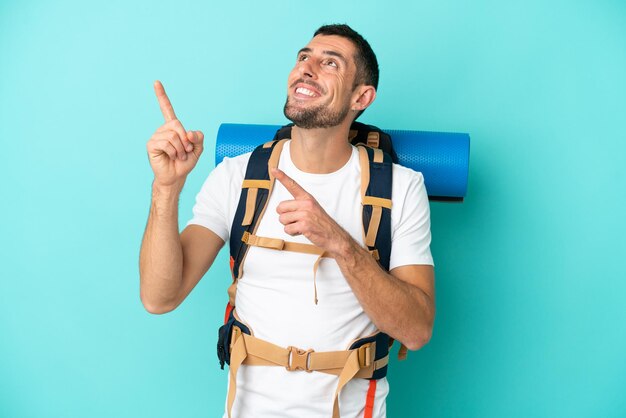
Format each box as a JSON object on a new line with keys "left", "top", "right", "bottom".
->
{"left": 140, "top": 24, "right": 435, "bottom": 418}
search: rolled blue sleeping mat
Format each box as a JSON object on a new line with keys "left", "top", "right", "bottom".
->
{"left": 215, "top": 123, "right": 470, "bottom": 201}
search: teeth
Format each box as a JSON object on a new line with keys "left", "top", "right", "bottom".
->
{"left": 296, "top": 87, "right": 316, "bottom": 97}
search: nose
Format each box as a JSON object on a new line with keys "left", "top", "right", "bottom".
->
{"left": 299, "top": 59, "right": 316, "bottom": 79}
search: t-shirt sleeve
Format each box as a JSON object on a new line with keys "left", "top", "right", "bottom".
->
{"left": 186, "top": 154, "right": 249, "bottom": 242}
{"left": 389, "top": 165, "right": 434, "bottom": 269}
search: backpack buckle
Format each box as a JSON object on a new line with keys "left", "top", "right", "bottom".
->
{"left": 286, "top": 346, "right": 313, "bottom": 372}
{"left": 357, "top": 343, "right": 373, "bottom": 368}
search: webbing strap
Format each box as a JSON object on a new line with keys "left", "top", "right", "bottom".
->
{"left": 362, "top": 195, "right": 392, "bottom": 248}
{"left": 365, "top": 206, "right": 383, "bottom": 248}
{"left": 242, "top": 231, "right": 325, "bottom": 255}
{"left": 242, "top": 179, "right": 271, "bottom": 189}
{"left": 226, "top": 327, "right": 246, "bottom": 418}
{"left": 242, "top": 231, "right": 327, "bottom": 304}
{"left": 267, "top": 140, "right": 285, "bottom": 175}
{"left": 364, "top": 379, "right": 378, "bottom": 418}
{"left": 242, "top": 231, "right": 380, "bottom": 304}
{"left": 232, "top": 331, "right": 380, "bottom": 374}
{"left": 372, "top": 147, "right": 384, "bottom": 163}
{"left": 362, "top": 196, "right": 392, "bottom": 209}
{"left": 226, "top": 328, "right": 388, "bottom": 418}
{"left": 358, "top": 146, "right": 370, "bottom": 207}
{"left": 332, "top": 349, "right": 362, "bottom": 418}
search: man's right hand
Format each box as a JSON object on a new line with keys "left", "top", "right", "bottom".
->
{"left": 147, "top": 80, "right": 204, "bottom": 187}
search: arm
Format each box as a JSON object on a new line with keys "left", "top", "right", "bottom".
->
{"left": 139, "top": 81, "right": 224, "bottom": 314}
{"left": 272, "top": 168, "right": 435, "bottom": 350}
{"left": 334, "top": 239, "right": 434, "bottom": 350}
{"left": 139, "top": 189, "right": 225, "bottom": 314}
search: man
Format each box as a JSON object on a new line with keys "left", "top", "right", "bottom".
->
{"left": 140, "top": 24, "right": 435, "bottom": 418}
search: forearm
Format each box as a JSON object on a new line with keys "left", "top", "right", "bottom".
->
{"left": 334, "top": 234, "right": 435, "bottom": 350}
{"left": 139, "top": 182, "right": 185, "bottom": 313}
{"left": 271, "top": 168, "right": 434, "bottom": 349}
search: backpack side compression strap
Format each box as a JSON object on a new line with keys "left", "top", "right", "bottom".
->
{"left": 229, "top": 139, "right": 287, "bottom": 281}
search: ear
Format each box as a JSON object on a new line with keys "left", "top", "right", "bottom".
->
{"left": 351, "top": 85, "right": 377, "bottom": 112}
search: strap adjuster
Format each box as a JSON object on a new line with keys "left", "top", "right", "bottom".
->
{"left": 230, "top": 326, "right": 242, "bottom": 351}
{"left": 286, "top": 346, "right": 314, "bottom": 372}
{"left": 357, "top": 343, "right": 373, "bottom": 368}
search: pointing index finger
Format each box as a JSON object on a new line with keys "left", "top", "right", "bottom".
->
{"left": 272, "top": 168, "right": 309, "bottom": 199}
{"left": 154, "top": 80, "right": 177, "bottom": 122}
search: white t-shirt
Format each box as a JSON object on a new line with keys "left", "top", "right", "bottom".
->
{"left": 188, "top": 140, "right": 433, "bottom": 418}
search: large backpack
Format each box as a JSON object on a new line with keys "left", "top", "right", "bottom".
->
{"left": 217, "top": 122, "right": 405, "bottom": 418}
{"left": 223, "top": 121, "right": 396, "bottom": 314}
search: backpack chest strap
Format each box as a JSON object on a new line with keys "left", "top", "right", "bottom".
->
{"left": 242, "top": 231, "right": 381, "bottom": 305}
{"left": 242, "top": 231, "right": 326, "bottom": 256}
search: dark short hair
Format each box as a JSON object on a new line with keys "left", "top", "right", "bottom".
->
{"left": 313, "top": 24, "right": 379, "bottom": 90}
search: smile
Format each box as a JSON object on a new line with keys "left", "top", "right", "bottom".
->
{"left": 295, "top": 87, "right": 320, "bottom": 99}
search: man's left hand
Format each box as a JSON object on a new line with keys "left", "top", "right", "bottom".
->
{"left": 272, "top": 168, "right": 350, "bottom": 257}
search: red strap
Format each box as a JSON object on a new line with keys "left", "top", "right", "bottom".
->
{"left": 224, "top": 302, "right": 234, "bottom": 325}
{"left": 226, "top": 256, "right": 236, "bottom": 324}
{"left": 363, "top": 379, "right": 377, "bottom": 418}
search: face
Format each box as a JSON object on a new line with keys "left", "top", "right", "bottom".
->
{"left": 283, "top": 35, "right": 360, "bottom": 129}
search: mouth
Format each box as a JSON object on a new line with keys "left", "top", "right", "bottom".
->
{"left": 290, "top": 80, "right": 324, "bottom": 99}
{"left": 295, "top": 86, "right": 318, "bottom": 97}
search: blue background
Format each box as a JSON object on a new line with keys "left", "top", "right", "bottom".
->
{"left": 1, "top": 1, "right": 625, "bottom": 417}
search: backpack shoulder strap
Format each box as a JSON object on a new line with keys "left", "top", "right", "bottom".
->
{"left": 357, "top": 144, "right": 409, "bottom": 360}
{"left": 229, "top": 139, "right": 287, "bottom": 282}
{"left": 356, "top": 145, "right": 393, "bottom": 271}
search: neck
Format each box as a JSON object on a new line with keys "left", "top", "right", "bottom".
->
{"left": 289, "top": 120, "right": 354, "bottom": 174}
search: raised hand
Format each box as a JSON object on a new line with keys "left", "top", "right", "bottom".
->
{"left": 147, "top": 80, "right": 204, "bottom": 187}
{"left": 273, "top": 168, "right": 350, "bottom": 257}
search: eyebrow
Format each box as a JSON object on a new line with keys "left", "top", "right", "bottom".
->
{"left": 297, "top": 47, "right": 348, "bottom": 66}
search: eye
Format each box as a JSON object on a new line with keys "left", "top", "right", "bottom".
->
{"left": 325, "top": 59, "right": 338, "bottom": 68}
{"left": 298, "top": 54, "right": 309, "bottom": 62}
